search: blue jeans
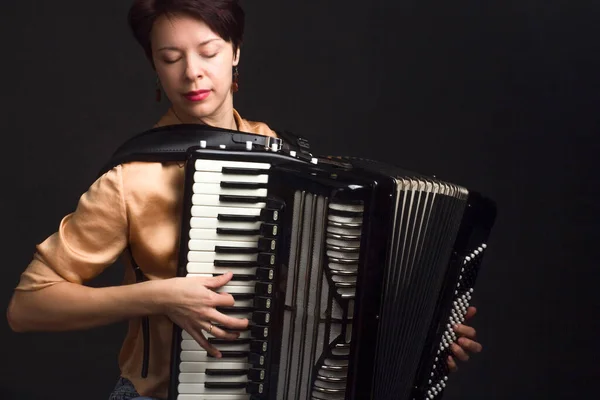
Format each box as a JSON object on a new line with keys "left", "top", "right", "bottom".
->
{"left": 108, "top": 376, "right": 164, "bottom": 400}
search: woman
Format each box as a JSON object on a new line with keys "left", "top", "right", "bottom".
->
{"left": 6, "top": 0, "right": 482, "bottom": 399}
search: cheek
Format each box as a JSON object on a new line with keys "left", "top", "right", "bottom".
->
{"left": 206, "top": 60, "right": 232, "bottom": 92}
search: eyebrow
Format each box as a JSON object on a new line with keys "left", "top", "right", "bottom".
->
{"left": 158, "top": 38, "right": 221, "bottom": 51}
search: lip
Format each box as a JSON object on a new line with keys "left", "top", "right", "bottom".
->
{"left": 183, "top": 90, "right": 211, "bottom": 101}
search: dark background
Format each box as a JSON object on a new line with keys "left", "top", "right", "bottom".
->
{"left": 1, "top": 0, "right": 598, "bottom": 399}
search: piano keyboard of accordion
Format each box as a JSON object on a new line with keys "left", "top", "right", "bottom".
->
{"left": 168, "top": 147, "right": 496, "bottom": 400}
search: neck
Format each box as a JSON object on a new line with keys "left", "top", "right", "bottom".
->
{"left": 171, "top": 99, "right": 238, "bottom": 131}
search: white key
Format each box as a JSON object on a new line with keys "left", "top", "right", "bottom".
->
{"left": 180, "top": 362, "right": 250, "bottom": 373}
{"left": 187, "top": 252, "right": 257, "bottom": 263}
{"left": 180, "top": 352, "right": 248, "bottom": 363}
{"left": 178, "top": 383, "right": 248, "bottom": 394}
{"left": 216, "top": 298, "right": 254, "bottom": 308}
{"left": 182, "top": 330, "right": 251, "bottom": 341}
{"left": 182, "top": 340, "right": 251, "bottom": 352}
{"left": 193, "top": 182, "right": 268, "bottom": 197}
{"left": 179, "top": 373, "right": 248, "bottom": 384}
{"left": 215, "top": 285, "right": 257, "bottom": 294}
{"left": 185, "top": 274, "right": 258, "bottom": 287}
{"left": 195, "top": 159, "right": 271, "bottom": 171}
{"left": 186, "top": 262, "right": 257, "bottom": 276}
{"left": 189, "top": 229, "right": 260, "bottom": 242}
{"left": 194, "top": 171, "right": 268, "bottom": 184}
{"left": 190, "top": 218, "right": 262, "bottom": 230}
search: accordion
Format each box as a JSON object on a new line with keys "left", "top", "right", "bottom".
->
{"left": 100, "top": 125, "right": 497, "bottom": 400}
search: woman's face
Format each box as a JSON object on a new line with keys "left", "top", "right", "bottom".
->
{"left": 150, "top": 13, "right": 239, "bottom": 124}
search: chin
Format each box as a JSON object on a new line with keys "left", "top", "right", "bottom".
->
{"left": 180, "top": 101, "right": 218, "bottom": 121}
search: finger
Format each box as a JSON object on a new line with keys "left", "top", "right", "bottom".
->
{"left": 453, "top": 323, "right": 476, "bottom": 339}
{"left": 457, "top": 337, "right": 483, "bottom": 354}
{"left": 188, "top": 327, "right": 221, "bottom": 358}
{"left": 464, "top": 306, "right": 477, "bottom": 321}
{"left": 205, "top": 290, "right": 236, "bottom": 307}
{"left": 211, "top": 292, "right": 235, "bottom": 307}
{"left": 205, "top": 308, "right": 250, "bottom": 330}
{"left": 447, "top": 355, "right": 458, "bottom": 373}
{"left": 201, "top": 272, "right": 234, "bottom": 289}
{"left": 450, "top": 342, "right": 470, "bottom": 362}
{"left": 200, "top": 321, "right": 240, "bottom": 341}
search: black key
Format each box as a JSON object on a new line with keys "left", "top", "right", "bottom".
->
{"left": 230, "top": 293, "right": 255, "bottom": 301}
{"left": 248, "top": 368, "right": 266, "bottom": 382}
{"left": 265, "top": 198, "right": 285, "bottom": 210}
{"left": 220, "top": 181, "right": 267, "bottom": 190}
{"left": 218, "top": 214, "right": 260, "bottom": 222}
{"left": 257, "top": 253, "right": 276, "bottom": 266}
{"left": 250, "top": 340, "right": 268, "bottom": 354}
{"left": 258, "top": 238, "right": 277, "bottom": 252}
{"left": 208, "top": 351, "right": 249, "bottom": 358}
{"left": 256, "top": 268, "right": 274, "bottom": 281}
{"left": 260, "top": 223, "right": 279, "bottom": 238}
{"left": 205, "top": 369, "right": 246, "bottom": 376}
{"left": 215, "top": 246, "right": 257, "bottom": 254}
{"left": 214, "top": 260, "right": 257, "bottom": 268}
{"left": 217, "top": 228, "right": 261, "bottom": 236}
{"left": 252, "top": 311, "right": 270, "bottom": 325}
{"left": 213, "top": 273, "right": 256, "bottom": 281}
{"left": 247, "top": 381, "right": 266, "bottom": 395}
{"left": 215, "top": 223, "right": 276, "bottom": 238}
{"left": 250, "top": 325, "right": 269, "bottom": 339}
{"left": 216, "top": 306, "right": 255, "bottom": 314}
{"left": 212, "top": 323, "right": 246, "bottom": 332}
{"left": 221, "top": 167, "right": 268, "bottom": 176}
{"left": 208, "top": 338, "right": 251, "bottom": 345}
{"left": 255, "top": 282, "right": 273, "bottom": 296}
{"left": 205, "top": 382, "right": 247, "bottom": 390}
{"left": 248, "top": 353, "right": 266, "bottom": 367}
{"left": 219, "top": 195, "right": 268, "bottom": 204}
{"left": 254, "top": 296, "right": 272, "bottom": 311}
{"left": 260, "top": 209, "right": 280, "bottom": 223}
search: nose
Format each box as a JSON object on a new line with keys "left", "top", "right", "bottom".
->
{"left": 184, "top": 54, "right": 205, "bottom": 82}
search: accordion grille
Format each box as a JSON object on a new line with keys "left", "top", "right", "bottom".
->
{"left": 275, "top": 190, "right": 360, "bottom": 400}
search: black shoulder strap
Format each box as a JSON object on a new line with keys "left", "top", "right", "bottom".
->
{"left": 98, "top": 123, "right": 312, "bottom": 177}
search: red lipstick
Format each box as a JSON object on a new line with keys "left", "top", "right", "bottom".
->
{"left": 184, "top": 90, "right": 210, "bottom": 102}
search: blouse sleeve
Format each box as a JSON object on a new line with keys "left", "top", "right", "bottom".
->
{"left": 14, "top": 165, "right": 129, "bottom": 291}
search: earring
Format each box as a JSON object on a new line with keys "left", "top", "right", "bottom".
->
{"left": 232, "top": 66, "right": 239, "bottom": 93}
{"left": 156, "top": 77, "right": 162, "bottom": 102}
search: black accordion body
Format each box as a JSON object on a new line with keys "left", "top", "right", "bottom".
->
{"left": 101, "top": 125, "right": 497, "bottom": 400}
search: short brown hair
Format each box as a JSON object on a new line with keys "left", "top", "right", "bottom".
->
{"left": 128, "top": 0, "right": 245, "bottom": 66}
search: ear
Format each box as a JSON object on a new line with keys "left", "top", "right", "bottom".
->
{"left": 233, "top": 46, "right": 241, "bottom": 66}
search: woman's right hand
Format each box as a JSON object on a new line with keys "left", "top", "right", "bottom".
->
{"left": 160, "top": 272, "right": 248, "bottom": 358}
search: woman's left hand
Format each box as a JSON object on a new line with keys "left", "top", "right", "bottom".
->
{"left": 447, "top": 306, "right": 483, "bottom": 372}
